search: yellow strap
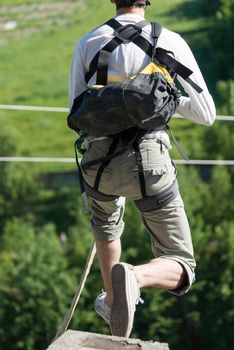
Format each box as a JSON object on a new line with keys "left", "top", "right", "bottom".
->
{"left": 134, "top": 62, "right": 174, "bottom": 83}
{"left": 92, "top": 63, "right": 173, "bottom": 87}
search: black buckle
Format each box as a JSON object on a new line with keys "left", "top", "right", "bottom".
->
{"left": 113, "top": 24, "right": 142, "bottom": 44}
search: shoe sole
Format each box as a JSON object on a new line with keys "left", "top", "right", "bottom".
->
{"left": 110, "top": 264, "right": 135, "bottom": 337}
{"left": 95, "top": 307, "right": 110, "bottom": 325}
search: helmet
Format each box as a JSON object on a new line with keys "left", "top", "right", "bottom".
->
{"left": 115, "top": 0, "right": 151, "bottom": 9}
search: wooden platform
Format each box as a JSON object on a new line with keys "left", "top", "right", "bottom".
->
{"left": 47, "top": 330, "right": 170, "bottom": 350}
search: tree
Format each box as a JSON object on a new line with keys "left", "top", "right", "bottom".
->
{"left": 0, "top": 126, "right": 39, "bottom": 227}
{"left": 176, "top": 0, "right": 234, "bottom": 113}
{"left": 0, "top": 218, "right": 75, "bottom": 350}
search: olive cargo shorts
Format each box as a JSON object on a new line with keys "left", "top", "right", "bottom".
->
{"left": 81, "top": 134, "right": 196, "bottom": 295}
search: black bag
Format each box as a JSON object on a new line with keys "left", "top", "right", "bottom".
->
{"left": 68, "top": 63, "right": 181, "bottom": 137}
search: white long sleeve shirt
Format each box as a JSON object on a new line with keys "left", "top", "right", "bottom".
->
{"left": 69, "top": 13, "right": 216, "bottom": 127}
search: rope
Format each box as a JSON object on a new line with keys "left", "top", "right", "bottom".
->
{"left": 174, "top": 160, "right": 234, "bottom": 165}
{"left": 0, "top": 104, "right": 68, "bottom": 113}
{"left": 0, "top": 104, "right": 233, "bottom": 121}
{"left": 52, "top": 241, "right": 96, "bottom": 343}
{"left": 0, "top": 157, "right": 75, "bottom": 163}
{"left": 0, "top": 157, "right": 234, "bottom": 166}
{"left": 174, "top": 114, "right": 234, "bottom": 122}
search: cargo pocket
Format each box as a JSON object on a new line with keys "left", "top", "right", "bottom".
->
{"left": 131, "top": 161, "right": 176, "bottom": 197}
{"left": 144, "top": 164, "right": 171, "bottom": 196}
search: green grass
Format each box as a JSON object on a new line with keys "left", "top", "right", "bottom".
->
{"left": 0, "top": 0, "right": 211, "bottom": 172}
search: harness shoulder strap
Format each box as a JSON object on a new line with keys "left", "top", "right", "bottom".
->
{"left": 86, "top": 19, "right": 155, "bottom": 85}
{"left": 85, "top": 36, "right": 123, "bottom": 84}
{"left": 85, "top": 19, "right": 202, "bottom": 92}
{"left": 151, "top": 22, "right": 162, "bottom": 60}
{"left": 155, "top": 47, "right": 203, "bottom": 93}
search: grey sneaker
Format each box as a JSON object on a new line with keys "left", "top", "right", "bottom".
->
{"left": 94, "top": 291, "right": 110, "bottom": 325}
{"left": 110, "top": 263, "right": 143, "bottom": 338}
